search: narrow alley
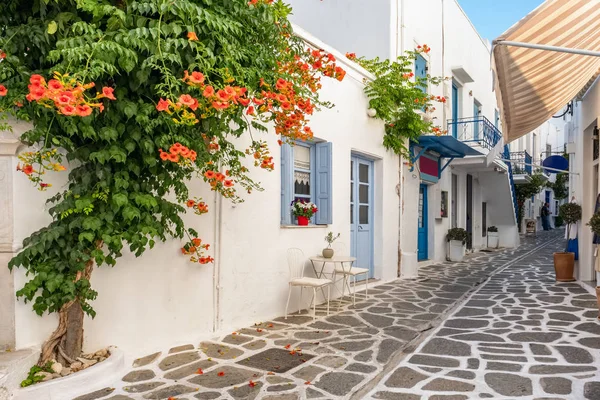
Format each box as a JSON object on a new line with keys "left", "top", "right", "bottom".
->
{"left": 75, "top": 230, "right": 600, "bottom": 400}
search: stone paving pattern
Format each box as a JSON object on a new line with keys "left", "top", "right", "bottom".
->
{"left": 368, "top": 231, "right": 600, "bottom": 400}
{"left": 75, "top": 231, "right": 600, "bottom": 400}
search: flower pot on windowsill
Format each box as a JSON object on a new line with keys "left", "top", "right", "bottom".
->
{"left": 553, "top": 252, "right": 575, "bottom": 282}
{"left": 297, "top": 216, "right": 309, "bottom": 226}
{"left": 448, "top": 240, "right": 465, "bottom": 262}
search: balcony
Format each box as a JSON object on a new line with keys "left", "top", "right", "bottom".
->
{"left": 510, "top": 151, "right": 533, "bottom": 175}
{"left": 509, "top": 150, "right": 533, "bottom": 185}
{"left": 447, "top": 116, "right": 502, "bottom": 151}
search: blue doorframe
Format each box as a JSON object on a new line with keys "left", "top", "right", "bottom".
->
{"left": 350, "top": 155, "right": 374, "bottom": 278}
{"left": 418, "top": 183, "right": 429, "bottom": 261}
{"left": 452, "top": 84, "right": 459, "bottom": 138}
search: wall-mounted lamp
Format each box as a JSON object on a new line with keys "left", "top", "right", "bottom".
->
{"left": 468, "top": 90, "right": 473, "bottom": 97}
{"left": 367, "top": 108, "right": 377, "bottom": 118}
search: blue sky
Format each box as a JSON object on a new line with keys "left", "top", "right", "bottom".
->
{"left": 457, "top": 0, "right": 544, "bottom": 41}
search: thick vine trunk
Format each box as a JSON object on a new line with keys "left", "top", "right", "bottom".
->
{"left": 38, "top": 247, "right": 98, "bottom": 366}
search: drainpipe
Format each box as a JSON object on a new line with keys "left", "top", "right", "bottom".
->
{"left": 397, "top": 0, "right": 405, "bottom": 277}
{"left": 212, "top": 183, "right": 223, "bottom": 333}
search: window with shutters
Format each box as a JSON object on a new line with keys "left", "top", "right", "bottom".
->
{"left": 415, "top": 54, "right": 428, "bottom": 94}
{"left": 281, "top": 141, "right": 332, "bottom": 225}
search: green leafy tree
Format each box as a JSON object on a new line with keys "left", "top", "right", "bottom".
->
{"left": 0, "top": 0, "right": 343, "bottom": 366}
{"left": 515, "top": 174, "right": 547, "bottom": 228}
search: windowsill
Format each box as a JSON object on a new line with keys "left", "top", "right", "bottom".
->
{"left": 281, "top": 224, "right": 329, "bottom": 229}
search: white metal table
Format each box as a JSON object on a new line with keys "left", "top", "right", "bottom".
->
{"left": 309, "top": 255, "right": 357, "bottom": 310}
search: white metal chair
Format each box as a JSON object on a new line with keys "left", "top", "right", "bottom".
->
{"left": 285, "top": 248, "right": 331, "bottom": 321}
{"left": 332, "top": 243, "right": 369, "bottom": 306}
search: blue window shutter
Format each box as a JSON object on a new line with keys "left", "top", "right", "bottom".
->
{"left": 315, "top": 142, "right": 332, "bottom": 225}
{"left": 415, "top": 54, "right": 427, "bottom": 93}
{"left": 281, "top": 143, "right": 294, "bottom": 224}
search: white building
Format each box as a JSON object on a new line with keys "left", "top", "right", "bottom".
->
{"left": 289, "top": 0, "right": 519, "bottom": 271}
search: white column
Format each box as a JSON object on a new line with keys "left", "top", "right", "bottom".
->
{"left": 0, "top": 130, "right": 21, "bottom": 350}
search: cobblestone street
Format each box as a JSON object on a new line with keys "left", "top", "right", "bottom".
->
{"left": 77, "top": 231, "right": 600, "bottom": 400}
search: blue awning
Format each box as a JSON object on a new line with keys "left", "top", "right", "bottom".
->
{"left": 415, "top": 135, "right": 483, "bottom": 158}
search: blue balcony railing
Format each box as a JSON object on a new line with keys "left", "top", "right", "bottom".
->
{"left": 447, "top": 116, "right": 502, "bottom": 151}
{"left": 504, "top": 145, "right": 519, "bottom": 222}
{"left": 510, "top": 151, "right": 533, "bottom": 175}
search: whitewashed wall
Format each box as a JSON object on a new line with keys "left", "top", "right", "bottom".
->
{"left": 4, "top": 30, "right": 399, "bottom": 358}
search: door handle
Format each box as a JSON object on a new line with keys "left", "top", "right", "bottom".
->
{"left": 358, "top": 225, "right": 364, "bottom": 230}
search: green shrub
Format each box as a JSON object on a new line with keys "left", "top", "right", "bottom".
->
{"left": 447, "top": 228, "right": 468, "bottom": 244}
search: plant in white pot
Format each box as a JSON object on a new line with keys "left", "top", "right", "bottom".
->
{"left": 447, "top": 228, "right": 468, "bottom": 262}
{"left": 323, "top": 232, "right": 341, "bottom": 258}
{"left": 487, "top": 226, "right": 499, "bottom": 249}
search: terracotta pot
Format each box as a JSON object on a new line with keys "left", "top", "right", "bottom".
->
{"left": 596, "top": 286, "right": 600, "bottom": 320}
{"left": 297, "top": 216, "right": 309, "bottom": 226}
{"left": 553, "top": 252, "right": 576, "bottom": 282}
{"left": 322, "top": 248, "right": 334, "bottom": 258}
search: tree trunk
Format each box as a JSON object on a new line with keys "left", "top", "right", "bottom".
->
{"left": 38, "top": 245, "right": 99, "bottom": 366}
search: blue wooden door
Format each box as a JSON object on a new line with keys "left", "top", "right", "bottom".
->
{"left": 350, "top": 156, "right": 374, "bottom": 278}
{"left": 452, "top": 84, "right": 459, "bottom": 138}
{"left": 418, "top": 184, "right": 428, "bottom": 261}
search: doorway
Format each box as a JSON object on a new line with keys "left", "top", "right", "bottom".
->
{"left": 418, "top": 184, "right": 429, "bottom": 261}
{"left": 466, "top": 174, "right": 473, "bottom": 249}
{"left": 350, "top": 155, "right": 374, "bottom": 278}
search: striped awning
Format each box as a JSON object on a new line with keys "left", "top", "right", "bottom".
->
{"left": 493, "top": 0, "right": 600, "bottom": 143}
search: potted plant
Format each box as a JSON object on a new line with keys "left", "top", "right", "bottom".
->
{"left": 291, "top": 199, "right": 318, "bottom": 226}
{"left": 554, "top": 202, "right": 582, "bottom": 282}
{"left": 447, "top": 228, "right": 468, "bottom": 262}
{"left": 487, "top": 226, "right": 499, "bottom": 249}
{"left": 586, "top": 212, "right": 600, "bottom": 320}
{"left": 323, "top": 232, "right": 341, "bottom": 258}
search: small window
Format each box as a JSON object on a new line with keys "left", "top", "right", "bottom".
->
{"left": 415, "top": 54, "right": 428, "bottom": 94}
{"left": 281, "top": 141, "right": 332, "bottom": 225}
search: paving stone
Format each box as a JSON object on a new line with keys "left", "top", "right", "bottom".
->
{"left": 314, "top": 371, "right": 363, "bottom": 396}
{"left": 314, "top": 355, "right": 347, "bottom": 368}
{"left": 346, "top": 362, "right": 377, "bottom": 373}
{"left": 306, "top": 388, "right": 325, "bottom": 398}
{"left": 169, "top": 344, "right": 195, "bottom": 353}
{"left": 143, "top": 384, "right": 197, "bottom": 399}
{"left": 228, "top": 381, "right": 264, "bottom": 399}
{"left": 574, "top": 322, "right": 600, "bottom": 335}
{"left": 481, "top": 353, "right": 527, "bottom": 362}
{"left": 429, "top": 395, "right": 468, "bottom": 400}
{"left": 107, "top": 397, "right": 134, "bottom": 400}
{"left": 540, "top": 377, "right": 572, "bottom": 395}
{"left": 372, "top": 392, "right": 420, "bottom": 400}
{"left": 243, "top": 340, "right": 267, "bottom": 350}
{"left": 73, "top": 388, "right": 116, "bottom": 400}
{"left": 530, "top": 343, "right": 552, "bottom": 355}
{"left": 408, "top": 354, "right": 460, "bottom": 368}
{"left": 508, "top": 332, "right": 562, "bottom": 343}
{"left": 266, "top": 376, "right": 293, "bottom": 384}
{"left": 422, "top": 338, "right": 471, "bottom": 357}
{"left": 122, "top": 369, "right": 156, "bottom": 383}
{"left": 465, "top": 300, "right": 496, "bottom": 308}
{"left": 377, "top": 338, "right": 403, "bottom": 363}
{"left": 158, "top": 351, "right": 200, "bottom": 371}
{"left": 455, "top": 307, "right": 488, "bottom": 317}
{"left": 325, "top": 315, "right": 365, "bottom": 326}
{"left": 360, "top": 312, "right": 395, "bottom": 327}
{"left": 330, "top": 340, "right": 374, "bottom": 352}
{"left": 292, "top": 365, "right": 325, "bottom": 381}
{"left": 451, "top": 333, "right": 505, "bottom": 342}
{"left": 123, "top": 382, "right": 165, "bottom": 393}
{"left": 274, "top": 315, "right": 314, "bottom": 325}
{"left": 133, "top": 352, "right": 162, "bottom": 368}
{"left": 535, "top": 357, "right": 558, "bottom": 363}
{"left": 549, "top": 312, "right": 579, "bottom": 321}
{"left": 554, "top": 345, "right": 594, "bottom": 364}
{"left": 383, "top": 327, "right": 417, "bottom": 341}
{"left": 385, "top": 367, "right": 428, "bottom": 388}
{"left": 445, "top": 319, "right": 490, "bottom": 329}
{"left": 266, "top": 384, "right": 296, "bottom": 392}
{"left": 584, "top": 382, "right": 600, "bottom": 399}
{"left": 236, "top": 348, "right": 315, "bottom": 373}
{"left": 222, "top": 334, "right": 254, "bottom": 345}
{"left": 194, "top": 392, "right": 221, "bottom": 399}
{"left": 164, "top": 359, "right": 217, "bottom": 380}
{"left": 422, "top": 378, "right": 475, "bottom": 392}
{"left": 189, "top": 366, "right": 260, "bottom": 388}
{"left": 261, "top": 394, "right": 299, "bottom": 400}
{"left": 485, "top": 373, "right": 532, "bottom": 397}
{"left": 295, "top": 331, "right": 331, "bottom": 340}
{"left": 446, "top": 370, "right": 476, "bottom": 380}
{"left": 579, "top": 337, "right": 600, "bottom": 349}
{"left": 529, "top": 365, "right": 596, "bottom": 374}
{"left": 354, "top": 350, "right": 372, "bottom": 362}
{"left": 467, "top": 358, "right": 480, "bottom": 369}
{"left": 478, "top": 346, "right": 523, "bottom": 354}
{"left": 486, "top": 362, "right": 522, "bottom": 372}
